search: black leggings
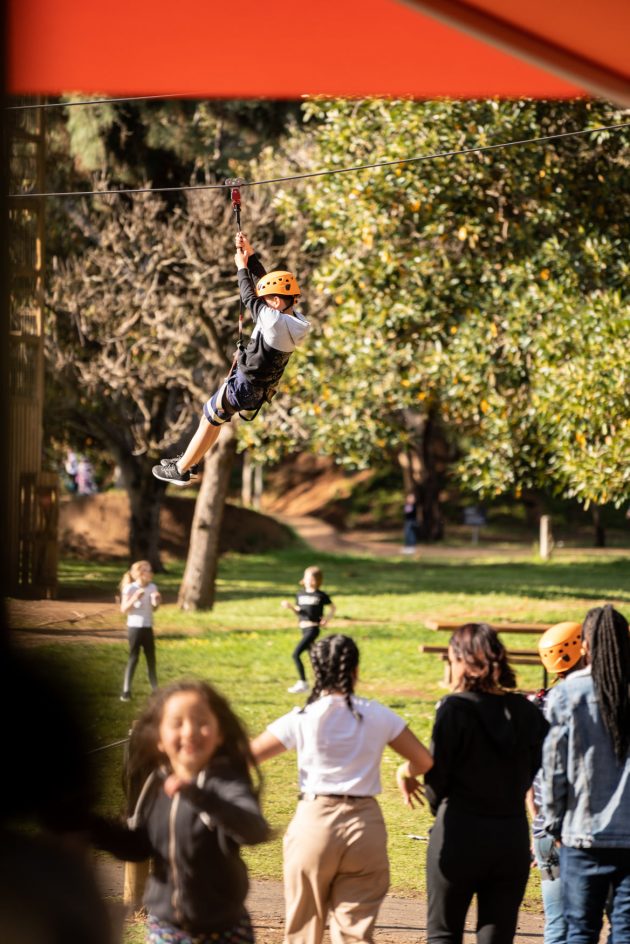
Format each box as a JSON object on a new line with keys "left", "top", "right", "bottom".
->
{"left": 292, "top": 626, "right": 320, "bottom": 681}
{"left": 426, "top": 803, "right": 530, "bottom": 944}
{"left": 122, "top": 625, "right": 158, "bottom": 695}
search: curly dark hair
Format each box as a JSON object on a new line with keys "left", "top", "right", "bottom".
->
{"left": 123, "top": 679, "right": 261, "bottom": 810}
{"left": 449, "top": 623, "right": 516, "bottom": 693}
{"left": 582, "top": 605, "right": 630, "bottom": 761}
{"left": 305, "top": 634, "right": 362, "bottom": 720}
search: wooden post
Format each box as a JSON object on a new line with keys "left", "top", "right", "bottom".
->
{"left": 7, "top": 98, "right": 58, "bottom": 597}
{"left": 241, "top": 450, "right": 252, "bottom": 506}
{"left": 123, "top": 860, "right": 150, "bottom": 912}
{"left": 540, "top": 515, "right": 553, "bottom": 560}
{"left": 253, "top": 463, "right": 263, "bottom": 510}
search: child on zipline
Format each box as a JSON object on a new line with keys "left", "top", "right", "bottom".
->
{"left": 153, "top": 232, "right": 310, "bottom": 486}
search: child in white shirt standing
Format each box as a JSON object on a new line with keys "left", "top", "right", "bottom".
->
{"left": 119, "top": 560, "right": 161, "bottom": 702}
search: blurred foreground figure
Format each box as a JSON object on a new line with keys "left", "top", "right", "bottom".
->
{"left": 0, "top": 622, "right": 113, "bottom": 944}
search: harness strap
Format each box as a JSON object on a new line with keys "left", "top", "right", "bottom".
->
{"left": 225, "top": 178, "right": 247, "bottom": 381}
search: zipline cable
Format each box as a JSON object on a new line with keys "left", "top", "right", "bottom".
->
{"left": 6, "top": 93, "right": 184, "bottom": 111}
{"left": 87, "top": 736, "right": 130, "bottom": 755}
{"left": 9, "top": 120, "right": 630, "bottom": 200}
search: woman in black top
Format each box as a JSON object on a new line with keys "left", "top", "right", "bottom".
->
{"left": 409, "top": 623, "right": 548, "bottom": 944}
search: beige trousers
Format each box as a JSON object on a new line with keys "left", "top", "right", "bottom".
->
{"left": 283, "top": 796, "right": 390, "bottom": 944}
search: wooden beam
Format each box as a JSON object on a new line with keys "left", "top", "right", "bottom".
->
{"left": 425, "top": 619, "right": 550, "bottom": 634}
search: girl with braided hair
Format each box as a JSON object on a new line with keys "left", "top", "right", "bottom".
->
{"left": 250, "top": 633, "right": 432, "bottom": 944}
{"left": 417, "top": 623, "right": 548, "bottom": 944}
{"left": 542, "top": 604, "right": 630, "bottom": 944}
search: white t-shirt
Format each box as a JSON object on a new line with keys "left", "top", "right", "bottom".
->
{"left": 123, "top": 581, "right": 158, "bottom": 628}
{"left": 267, "top": 694, "right": 406, "bottom": 796}
{"left": 251, "top": 307, "right": 310, "bottom": 353}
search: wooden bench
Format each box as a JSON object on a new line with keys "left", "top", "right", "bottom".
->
{"left": 418, "top": 643, "right": 546, "bottom": 687}
{"left": 425, "top": 619, "right": 550, "bottom": 635}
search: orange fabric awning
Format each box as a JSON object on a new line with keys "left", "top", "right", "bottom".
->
{"left": 6, "top": 0, "right": 630, "bottom": 102}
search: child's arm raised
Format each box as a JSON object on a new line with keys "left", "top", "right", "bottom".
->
{"left": 234, "top": 243, "right": 272, "bottom": 324}
{"left": 235, "top": 232, "right": 266, "bottom": 281}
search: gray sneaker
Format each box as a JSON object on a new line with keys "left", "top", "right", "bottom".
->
{"left": 152, "top": 460, "right": 192, "bottom": 487}
{"left": 160, "top": 453, "right": 200, "bottom": 477}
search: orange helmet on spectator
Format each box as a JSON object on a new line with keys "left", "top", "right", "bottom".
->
{"left": 538, "top": 622, "right": 582, "bottom": 673}
{"left": 256, "top": 271, "right": 300, "bottom": 298}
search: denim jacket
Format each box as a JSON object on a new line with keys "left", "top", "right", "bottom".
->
{"left": 542, "top": 667, "right": 630, "bottom": 848}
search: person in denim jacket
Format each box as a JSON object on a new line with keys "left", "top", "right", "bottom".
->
{"left": 542, "top": 605, "right": 630, "bottom": 944}
{"left": 528, "top": 621, "right": 584, "bottom": 944}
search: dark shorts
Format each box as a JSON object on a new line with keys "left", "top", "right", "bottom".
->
{"left": 203, "top": 371, "right": 266, "bottom": 427}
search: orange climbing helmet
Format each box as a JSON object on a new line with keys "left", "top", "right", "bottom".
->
{"left": 256, "top": 270, "right": 300, "bottom": 298}
{"left": 538, "top": 621, "right": 583, "bottom": 673}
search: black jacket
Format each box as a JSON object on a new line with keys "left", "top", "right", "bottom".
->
{"left": 90, "top": 757, "right": 269, "bottom": 933}
{"left": 424, "top": 691, "right": 548, "bottom": 817}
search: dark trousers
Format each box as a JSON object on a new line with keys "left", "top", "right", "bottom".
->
{"left": 122, "top": 625, "right": 158, "bottom": 695}
{"left": 561, "top": 845, "right": 630, "bottom": 944}
{"left": 426, "top": 803, "right": 530, "bottom": 944}
{"left": 292, "top": 626, "right": 320, "bottom": 681}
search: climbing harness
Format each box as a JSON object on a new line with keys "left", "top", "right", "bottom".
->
{"left": 224, "top": 177, "right": 247, "bottom": 370}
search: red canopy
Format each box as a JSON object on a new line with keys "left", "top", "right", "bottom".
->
{"left": 6, "top": 0, "right": 630, "bottom": 102}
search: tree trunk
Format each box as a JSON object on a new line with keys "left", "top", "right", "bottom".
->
{"left": 591, "top": 504, "right": 606, "bottom": 548}
{"left": 117, "top": 452, "right": 164, "bottom": 571}
{"left": 178, "top": 425, "right": 237, "bottom": 611}
{"left": 419, "top": 409, "right": 444, "bottom": 541}
{"left": 398, "top": 407, "right": 445, "bottom": 542}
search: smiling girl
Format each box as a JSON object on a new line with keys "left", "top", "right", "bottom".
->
{"left": 91, "top": 680, "right": 270, "bottom": 944}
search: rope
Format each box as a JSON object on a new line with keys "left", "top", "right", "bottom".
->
{"left": 9, "top": 121, "right": 630, "bottom": 200}
{"left": 6, "top": 93, "right": 184, "bottom": 111}
{"left": 87, "top": 736, "right": 130, "bottom": 755}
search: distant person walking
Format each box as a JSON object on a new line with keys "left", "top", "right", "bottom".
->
{"left": 542, "top": 604, "right": 630, "bottom": 944}
{"left": 251, "top": 633, "right": 433, "bottom": 944}
{"left": 282, "top": 566, "right": 335, "bottom": 694}
{"left": 402, "top": 492, "right": 418, "bottom": 554}
{"left": 120, "top": 561, "right": 161, "bottom": 702}
{"left": 76, "top": 455, "right": 97, "bottom": 495}
{"left": 64, "top": 449, "right": 78, "bottom": 493}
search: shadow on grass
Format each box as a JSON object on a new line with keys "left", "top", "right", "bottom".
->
{"left": 57, "top": 550, "right": 629, "bottom": 608}
{"left": 216, "top": 552, "right": 630, "bottom": 604}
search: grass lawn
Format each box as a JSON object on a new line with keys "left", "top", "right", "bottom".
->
{"left": 19, "top": 548, "right": 629, "bottom": 923}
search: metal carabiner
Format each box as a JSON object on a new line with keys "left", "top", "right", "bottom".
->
{"left": 225, "top": 178, "right": 246, "bottom": 231}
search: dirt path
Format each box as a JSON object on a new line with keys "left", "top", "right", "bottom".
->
{"left": 96, "top": 857, "right": 545, "bottom": 943}
{"left": 283, "top": 515, "right": 630, "bottom": 561}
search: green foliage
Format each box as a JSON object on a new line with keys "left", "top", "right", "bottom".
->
{"left": 64, "top": 99, "right": 118, "bottom": 172}
{"left": 243, "top": 99, "right": 629, "bottom": 508}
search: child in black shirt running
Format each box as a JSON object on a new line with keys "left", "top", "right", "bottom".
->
{"left": 282, "top": 566, "right": 335, "bottom": 694}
